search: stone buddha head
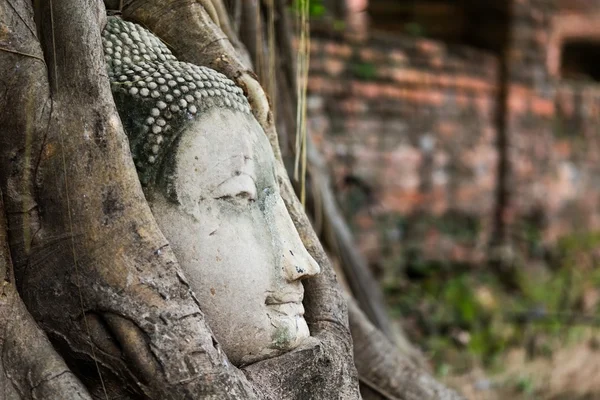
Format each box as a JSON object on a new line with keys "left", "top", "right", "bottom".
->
{"left": 103, "top": 17, "right": 320, "bottom": 365}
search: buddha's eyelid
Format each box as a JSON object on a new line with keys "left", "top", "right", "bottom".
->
{"left": 210, "top": 173, "right": 258, "bottom": 198}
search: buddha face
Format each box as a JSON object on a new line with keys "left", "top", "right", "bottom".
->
{"left": 148, "top": 107, "right": 320, "bottom": 365}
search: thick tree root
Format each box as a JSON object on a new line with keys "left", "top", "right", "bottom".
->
{"left": 120, "top": 1, "right": 361, "bottom": 399}
{"left": 0, "top": 0, "right": 465, "bottom": 398}
{"left": 348, "top": 298, "right": 464, "bottom": 400}
{"left": 1, "top": 0, "right": 361, "bottom": 398}
{"left": 0, "top": 192, "right": 92, "bottom": 400}
{"left": 1, "top": 0, "right": 260, "bottom": 398}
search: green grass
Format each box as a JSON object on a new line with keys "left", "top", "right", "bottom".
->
{"left": 386, "top": 230, "right": 600, "bottom": 371}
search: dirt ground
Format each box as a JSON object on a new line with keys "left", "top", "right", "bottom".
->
{"left": 445, "top": 332, "right": 600, "bottom": 399}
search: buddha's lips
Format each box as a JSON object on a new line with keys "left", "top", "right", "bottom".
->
{"left": 265, "top": 292, "right": 304, "bottom": 306}
{"left": 266, "top": 302, "right": 306, "bottom": 318}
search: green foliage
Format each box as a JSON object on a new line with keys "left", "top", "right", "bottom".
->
{"left": 291, "top": 0, "right": 326, "bottom": 18}
{"left": 521, "top": 219, "right": 543, "bottom": 255}
{"left": 341, "top": 185, "right": 370, "bottom": 218}
{"left": 404, "top": 22, "right": 426, "bottom": 37}
{"left": 557, "top": 231, "right": 600, "bottom": 255}
{"left": 515, "top": 375, "right": 535, "bottom": 395}
{"left": 436, "top": 212, "right": 481, "bottom": 243}
{"left": 386, "top": 230, "right": 600, "bottom": 373}
{"left": 332, "top": 19, "right": 346, "bottom": 31}
{"left": 552, "top": 116, "right": 570, "bottom": 138}
{"left": 443, "top": 277, "right": 478, "bottom": 324}
{"left": 435, "top": 362, "right": 452, "bottom": 378}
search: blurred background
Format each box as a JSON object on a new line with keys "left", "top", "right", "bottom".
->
{"left": 302, "top": 1, "right": 600, "bottom": 398}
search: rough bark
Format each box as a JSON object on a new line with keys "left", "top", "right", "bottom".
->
{"left": 0, "top": 0, "right": 466, "bottom": 398}
{"left": 1, "top": 0, "right": 360, "bottom": 398}
{"left": 0, "top": 191, "right": 92, "bottom": 400}
{"left": 2, "top": 0, "right": 263, "bottom": 398}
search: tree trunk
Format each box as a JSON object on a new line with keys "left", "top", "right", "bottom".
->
{"left": 0, "top": 0, "right": 359, "bottom": 398}
{"left": 0, "top": 0, "right": 463, "bottom": 398}
{"left": 0, "top": 191, "right": 93, "bottom": 399}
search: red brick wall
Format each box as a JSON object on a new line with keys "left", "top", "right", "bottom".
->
{"left": 307, "top": 33, "right": 500, "bottom": 266}
{"left": 549, "top": 83, "right": 600, "bottom": 240}
{"left": 308, "top": 0, "right": 600, "bottom": 270}
{"left": 557, "top": 0, "right": 600, "bottom": 13}
{"left": 501, "top": 0, "right": 557, "bottom": 251}
{"left": 502, "top": 0, "right": 600, "bottom": 250}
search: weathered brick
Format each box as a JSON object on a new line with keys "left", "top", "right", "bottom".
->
{"left": 305, "top": 0, "right": 600, "bottom": 270}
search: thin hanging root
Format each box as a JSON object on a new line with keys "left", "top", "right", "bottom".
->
{"left": 0, "top": 47, "right": 46, "bottom": 64}
{"left": 230, "top": 0, "right": 242, "bottom": 33}
{"left": 211, "top": 0, "right": 234, "bottom": 35}
{"left": 198, "top": 0, "right": 220, "bottom": 27}
{"left": 244, "top": 0, "right": 273, "bottom": 101}
{"left": 292, "top": 0, "right": 310, "bottom": 206}
{"left": 309, "top": 164, "right": 323, "bottom": 236}
{"left": 237, "top": 0, "right": 261, "bottom": 69}
{"left": 293, "top": 0, "right": 302, "bottom": 181}
{"left": 274, "top": 0, "right": 297, "bottom": 111}
{"left": 254, "top": 0, "right": 265, "bottom": 86}
{"left": 200, "top": 0, "right": 253, "bottom": 67}
{"left": 266, "top": 0, "right": 277, "bottom": 120}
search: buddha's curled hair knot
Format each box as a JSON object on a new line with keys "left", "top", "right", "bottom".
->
{"left": 102, "top": 17, "right": 251, "bottom": 185}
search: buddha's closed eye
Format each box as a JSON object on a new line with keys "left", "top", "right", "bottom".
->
{"left": 211, "top": 174, "right": 257, "bottom": 205}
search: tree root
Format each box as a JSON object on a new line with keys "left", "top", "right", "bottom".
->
{"left": 121, "top": 0, "right": 360, "bottom": 398}
{"left": 0, "top": 190, "right": 92, "bottom": 400}
{"left": 1, "top": 0, "right": 260, "bottom": 398}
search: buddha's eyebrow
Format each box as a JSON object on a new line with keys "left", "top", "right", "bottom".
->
{"left": 204, "top": 151, "right": 256, "bottom": 189}
{"left": 205, "top": 155, "right": 241, "bottom": 173}
{"left": 206, "top": 151, "right": 254, "bottom": 173}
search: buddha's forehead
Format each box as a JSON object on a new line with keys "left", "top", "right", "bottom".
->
{"left": 175, "top": 108, "right": 274, "bottom": 190}
{"left": 102, "top": 17, "right": 253, "bottom": 185}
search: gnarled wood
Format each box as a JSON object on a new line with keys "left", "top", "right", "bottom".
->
{"left": 120, "top": 1, "right": 361, "bottom": 398}
{"left": 0, "top": 186, "right": 91, "bottom": 399}
{"left": 1, "top": 0, "right": 467, "bottom": 398}
{"left": 348, "top": 298, "right": 464, "bottom": 400}
{"left": 2, "top": 0, "right": 362, "bottom": 398}
{"left": 1, "top": 0, "right": 260, "bottom": 398}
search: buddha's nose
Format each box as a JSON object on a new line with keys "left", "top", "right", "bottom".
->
{"left": 269, "top": 188, "right": 321, "bottom": 282}
{"left": 282, "top": 244, "right": 321, "bottom": 282}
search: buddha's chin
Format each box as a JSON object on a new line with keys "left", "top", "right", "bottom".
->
{"left": 237, "top": 308, "right": 311, "bottom": 366}
{"left": 266, "top": 301, "right": 310, "bottom": 349}
{"left": 270, "top": 312, "right": 310, "bottom": 350}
